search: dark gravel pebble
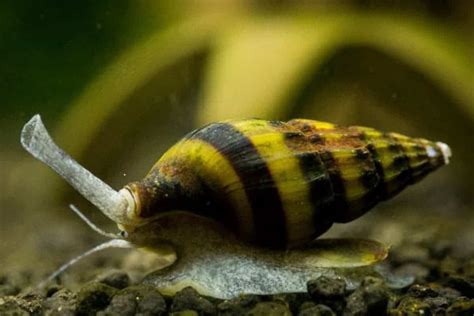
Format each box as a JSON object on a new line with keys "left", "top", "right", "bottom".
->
{"left": 16, "top": 292, "right": 44, "bottom": 315}
{"left": 444, "top": 275, "right": 474, "bottom": 298}
{"left": 344, "top": 277, "right": 389, "bottom": 316}
{"left": 96, "top": 270, "right": 131, "bottom": 290}
{"left": 298, "top": 303, "right": 335, "bottom": 316}
{"left": 99, "top": 284, "right": 166, "bottom": 316}
{"left": 43, "top": 288, "right": 76, "bottom": 316}
{"left": 272, "top": 293, "right": 311, "bottom": 314}
{"left": 393, "top": 296, "right": 432, "bottom": 314}
{"left": 171, "top": 287, "right": 217, "bottom": 315}
{"left": 0, "top": 292, "right": 44, "bottom": 315}
{"left": 407, "top": 284, "right": 439, "bottom": 298}
{"left": 344, "top": 292, "right": 367, "bottom": 316}
{"left": 75, "top": 282, "right": 117, "bottom": 315}
{"left": 0, "top": 300, "right": 30, "bottom": 316}
{"left": 307, "top": 276, "right": 347, "bottom": 300}
{"left": 99, "top": 293, "right": 138, "bottom": 316}
{"left": 45, "top": 284, "right": 62, "bottom": 297}
{"left": 217, "top": 294, "right": 263, "bottom": 315}
{"left": 446, "top": 297, "right": 474, "bottom": 315}
{"left": 390, "top": 283, "right": 465, "bottom": 314}
{"left": 246, "top": 301, "right": 291, "bottom": 315}
{"left": 169, "top": 311, "right": 200, "bottom": 316}
{"left": 307, "top": 276, "right": 347, "bottom": 313}
{"left": 424, "top": 295, "right": 450, "bottom": 310}
{"left": 299, "top": 301, "right": 316, "bottom": 311}
{"left": 435, "top": 285, "right": 462, "bottom": 301}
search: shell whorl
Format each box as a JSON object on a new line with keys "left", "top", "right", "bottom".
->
{"left": 126, "top": 119, "right": 448, "bottom": 248}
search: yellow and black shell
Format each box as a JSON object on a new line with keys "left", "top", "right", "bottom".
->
{"left": 125, "top": 119, "right": 447, "bottom": 249}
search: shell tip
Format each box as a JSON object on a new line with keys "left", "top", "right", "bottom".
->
{"left": 436, "top": 142, "right": 451, "bottom": 165}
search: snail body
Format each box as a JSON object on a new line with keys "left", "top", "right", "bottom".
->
{"left": 123, "top": 118, "right": 449, "bottom": 248}
{"left": 20, "top": 115, "right": 450, "bottom": 294}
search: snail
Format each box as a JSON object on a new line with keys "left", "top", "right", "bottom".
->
{"left": 21, "top": 115, "right": 451, "bottom": 298}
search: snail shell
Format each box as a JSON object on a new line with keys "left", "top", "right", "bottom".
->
{"left": 123, "top": 118, "right": 450, "bottom": 249}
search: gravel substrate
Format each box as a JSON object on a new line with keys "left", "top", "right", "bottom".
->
{"left": 1, "top": 237, "right": 473, "bottom": 316}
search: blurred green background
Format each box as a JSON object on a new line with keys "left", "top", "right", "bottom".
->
{"left": 1, "top": 1, "right": 473, "bottom": 281}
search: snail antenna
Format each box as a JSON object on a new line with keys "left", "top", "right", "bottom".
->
{"left": 20, "top": 114, "right": 135, "bottom": 226}
{"left": 69, "top": 204, "right": 118, "bottom": 239}
{"left": 37, "top": 239, "right": 133, "bottom": 288}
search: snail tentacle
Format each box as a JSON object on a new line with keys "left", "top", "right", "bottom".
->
{"left": 37, "top": 239, "right": 133, "bottom": 288}
{"left": 69, "top": 204, "right": 119, "bottom": 239}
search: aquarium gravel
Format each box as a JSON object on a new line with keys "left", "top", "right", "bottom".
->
{"left": 1, "top": 236, "right": 473, "bottom": 316}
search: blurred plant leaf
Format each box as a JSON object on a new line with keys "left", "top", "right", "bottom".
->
{"left": 198, "top": 12, "right": 473, "bottom": 124}
{"left": 55, "top": 13, "right": 227, "bottom": 159}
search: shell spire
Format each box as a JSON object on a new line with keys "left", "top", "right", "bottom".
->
{"left": 436, "top": 142, "right": 451, "bottom": 165}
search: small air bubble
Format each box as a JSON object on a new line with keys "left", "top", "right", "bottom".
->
{"left": 123, "top": 173, "right": 127, "bottom": 177}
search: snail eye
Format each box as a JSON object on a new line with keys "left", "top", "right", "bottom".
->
{"left": 120, "top": 231, "right": 129, "bottom": 238}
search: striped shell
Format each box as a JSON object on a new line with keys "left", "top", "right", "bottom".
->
{"left": 125, "top": 119, "right": 448, "bottom": 249}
